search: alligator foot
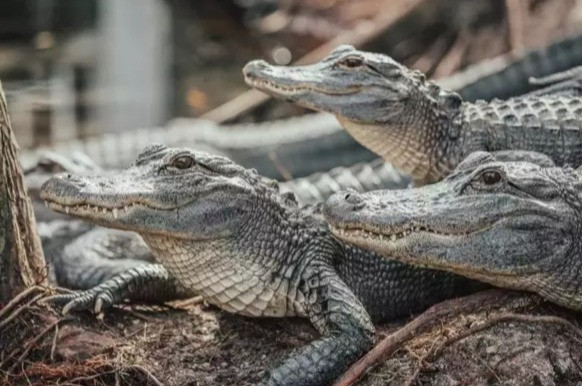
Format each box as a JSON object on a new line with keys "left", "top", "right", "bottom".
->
{"left": 43, "top": 264, "right": 184, "bottom": 314}
{"left": 43, "top": 280, "right": 129, "bottom": 314}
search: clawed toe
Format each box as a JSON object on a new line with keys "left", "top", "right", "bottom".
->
{"left": 43, "top": 290, "right": 115, "bottom": 315}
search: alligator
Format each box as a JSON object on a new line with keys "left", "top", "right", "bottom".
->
{"left": 324, "top": 151, "right": 582, "bottom": 311}
{"left": 21, "top": 33, "right": 582, "bottom": 181}
{"left": 26, "top": 150, "right": 409, "bottom": 216}
{"left": 243, "top": 43, "right": 582, "bottom": 185}
{"left": 40, "top": 145, "right": 483, "bottom": 386}
{"left": 28, "top": 148, "right": 410, "bottom": 296}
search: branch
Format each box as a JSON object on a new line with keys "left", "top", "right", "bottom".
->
{"left": 333, "top": 290, "right": 516, "bottom": 386}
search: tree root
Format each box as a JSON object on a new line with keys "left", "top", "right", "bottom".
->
{"left": 334, "top": 290, "right": 529, "bottom": 386}
{"left": 403, "top": 312, "right": 582, "bottom": 385}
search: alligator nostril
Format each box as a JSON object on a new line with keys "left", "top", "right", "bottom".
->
{"left": 255, "top": 60, "right": 268, "bottom": 69}
{"left": 344, "top": 191, "right": 365, "bottom": 209}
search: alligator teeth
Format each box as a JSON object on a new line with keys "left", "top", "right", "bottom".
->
{"left": 44, "top": 201, "right": 48, "bottom": 207}
{"left": 65, "top": 207, "right": 70, "bottom": 214}
{"left": 124, "top": 206, "right": 129, "bottom": 213}
{"left": 112, "top": 208, "right": 118, "bottom": 219}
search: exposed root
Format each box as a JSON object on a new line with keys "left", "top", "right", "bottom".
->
{"left": 0, "top": 285, "right": 43, "bottom": 320}
{"left": 395, "top": 311, "right": 582, "bottom": 386}
{"left": 7, "top": 356, "right": 115, "bottom": 386}
{"left": 0, "top": 286, "right": 160, "bottom": 385}
{"left": 123, "top": 364, "right": 164, "bottom": 386}
{"left": 6, "top": 318, "right": 66, "bottom": 373}
{"left": 334, "top": 290, "right": 515, "bottom": 386}
{"left": 0, "top": 292, "right": 45, "bottom": 330}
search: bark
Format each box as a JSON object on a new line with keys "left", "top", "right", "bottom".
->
{"left": 0, "top": 80, "right": 46, "bottom": 304}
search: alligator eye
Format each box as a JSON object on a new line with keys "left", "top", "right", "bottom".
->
{"left": 339, "top": 56, "right": 364, "bottom": 68}
{"left": 171, "top": 155, "right": 195, "bottom": 169}
{"left": 480, "top": 170, "right": 502, "bottom": 185}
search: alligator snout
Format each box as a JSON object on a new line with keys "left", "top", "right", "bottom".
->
{"left": 327, "top": 190, "right": 366, "bottom": 212}
{"left": 344, "top": 191, "right": 364, "bottom": 206}
{"left": 242, "top": 59, "right": 270, "bottom": 80}
{"left": 40, "top": 173, "right": 87, "bottom": 200}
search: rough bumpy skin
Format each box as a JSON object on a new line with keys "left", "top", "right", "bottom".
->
{"left": 30, "top": 151, "right": 409, "bottom": 293}
{"left": 444, "top": 32, "right": 582, "bottom": 101}
{"left": 244, "top": 46, "right": 582, "bottom": 184}
{"left": 24, "top": 152, "right": 159, "bottom": 292}
{"left": 324, "top": 152, "right": 582, "bottom": 311}
{"left": 40, "top": 145, "right": 480, "bottom": 386}
{"left": 22, "top": 34, "right": 582, "bottom": 181}
{"left": 280, "top": 158, "right": 410, "bottom": 205}
{"left": 25, "top": 151, "right": 102, "bottom": 222}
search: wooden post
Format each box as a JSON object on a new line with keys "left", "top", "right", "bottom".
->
{"left": 0, "top": 80, "right": 46, "bottom": 304}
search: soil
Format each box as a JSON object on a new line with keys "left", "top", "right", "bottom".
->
{"left": 2, "top": 294, "right": 582, "bottom": 386}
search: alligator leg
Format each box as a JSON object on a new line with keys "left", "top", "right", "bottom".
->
{"left": 491, "top": 150, "right": 555, "bottom": 167}
{"left": 44, "top": 264, "right": 190, "bottom": 314}
{"left": 48, "top": 228, "right": 155, "bottom": 290}
{"left": 264, "top": 265, "right": 374, "bottom": 386}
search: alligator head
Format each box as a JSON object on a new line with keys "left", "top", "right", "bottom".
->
{"left": 243, "top": 46, "right": 463, "bottom": 182}
{"left": 40, "top": 144, "right": 275, "bottom": 239}
{"left": 40, "top": 144, "right": 308, "bottom": 317}
{"left": 324, "top": 152, "right": 582, "bottom": 310}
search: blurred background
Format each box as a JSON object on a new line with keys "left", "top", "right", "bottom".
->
{"left": 4, "top": 0, "right": 582, "bottom": 150}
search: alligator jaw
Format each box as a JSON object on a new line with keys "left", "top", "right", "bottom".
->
{"left": 243, "top": 59, "right": 361, "bottom": 100}
{"left": 329, "top": 223, "right": 476, "bottom": 254}
{"left": 42, "top": 198, "right": 140, "bottom": 221}
{"left": 329, "top": 223, "right": 528, "bottom": 284}
{"left": 245, "top": 77, "right": 310, "bottom": 97}
{"left": 245, "top": 74, "right": 361, "bottom": 97}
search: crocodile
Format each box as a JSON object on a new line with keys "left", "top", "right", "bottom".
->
{"left": 40, "top": 144, "right": 482, "bottom": 386}
{"left": 21, "top": 33, "right": 582, "bottom": 181}
{"left": 324, "top": 151, "right": 582, "bottom": 311}
{"left": 243, "top": 43, "right": 582, "bottom": 184}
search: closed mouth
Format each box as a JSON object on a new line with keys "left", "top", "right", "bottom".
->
{"left": 245, "top": 77, "right": 361, "bottom": 96}
{"left": 330, "top": 224, "right": 478, "bottom": 242}
{"left": 43, "top": 199, "right": 141, "bottom": 219}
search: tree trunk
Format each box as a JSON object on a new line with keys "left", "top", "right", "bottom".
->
{"left": 0, "top": 80, "right": 46, "bottom": 305}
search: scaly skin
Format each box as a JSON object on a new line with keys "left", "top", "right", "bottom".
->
{"left": 24, "top": 152, "right": 160, "bottom": 291}
{"left": 324, "top": 152, "right": 582, "bottom": 311}
{"left": 280, "top": 158, "right": 410, "bottom": 205}
{"left": 31, "top": 150, "right": 409, "bottom": 293}
{"left": 40, "top": 144, "right": 480, "bottom": 386}
{"left": 22, "top": 33, "right": 582, "bottom": 180}
{"left": 244, "top": 45, "right": 582, "bottom": 184}
{"left": 25, "top": 151, "right": 102, "bottom": 222}
{"left": 445, "top": 32, "right": 582, "bottom": 101}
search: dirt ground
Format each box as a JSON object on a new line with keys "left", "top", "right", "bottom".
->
{"left": 2, "top": 291, "right": 582, "bottom": 386}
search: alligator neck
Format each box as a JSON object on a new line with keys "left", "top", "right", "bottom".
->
{"left": 336, "top": 90, "right": 461, "bottom": 184}
{"left": 140, "top": 195, "right": 319, "bottom": 318}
